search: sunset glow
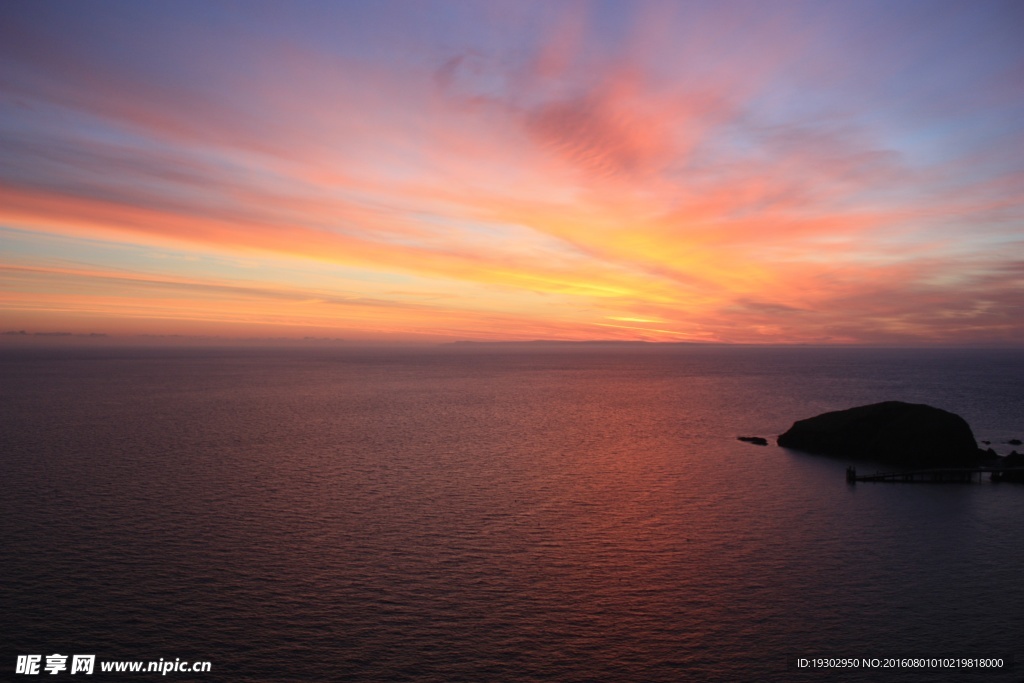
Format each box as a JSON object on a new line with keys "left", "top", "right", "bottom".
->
{"left": 2, "top": 1, "right": 1022, "bottom": 343}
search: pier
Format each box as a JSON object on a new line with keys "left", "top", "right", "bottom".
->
{"left": 845, "top": 466, "right": 1024, "bottom": 484}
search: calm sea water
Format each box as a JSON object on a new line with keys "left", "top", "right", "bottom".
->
{"left": 2, "top": 345, "right": 1023, "bottom": 682}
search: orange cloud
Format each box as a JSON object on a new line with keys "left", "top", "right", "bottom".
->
{"left": 1, "top": 2, "right": 1022, "bottom": 343}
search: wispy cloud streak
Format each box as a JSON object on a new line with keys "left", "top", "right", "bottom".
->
{"left": 1, "top": 0, "right": 1022, "bottom": 342}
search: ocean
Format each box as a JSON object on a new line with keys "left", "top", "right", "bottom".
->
{"left": 2, "top": 345, "right": 1022, "bottom": 682}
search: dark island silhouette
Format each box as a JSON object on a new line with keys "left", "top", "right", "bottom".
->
{"left": 777, "top": 401, "right": 987, "bottom": 467}
{"left": 777, "top": 401, "right": 1024, "bottom": 483}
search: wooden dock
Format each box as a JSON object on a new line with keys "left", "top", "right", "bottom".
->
{"left": 846, "top": 466, "right": 1024, "bottom": 484}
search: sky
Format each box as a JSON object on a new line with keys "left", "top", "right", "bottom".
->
{"left": 1, "top": 0, "right": 1022, "bottom": 344}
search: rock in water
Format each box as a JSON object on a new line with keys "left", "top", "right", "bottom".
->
{"left": 777, "top": 401, "right": 982, "bottom": 466}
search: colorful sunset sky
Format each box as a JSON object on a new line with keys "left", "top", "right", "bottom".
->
{"left": 1, "top": 1, "right": 1022, "bottom": 344}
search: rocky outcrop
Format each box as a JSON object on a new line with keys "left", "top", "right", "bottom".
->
{"left": 777, "top": 401, "right": 985, "bottom": 466}
{"left": 737, "top": 436, "right": 768, "bottom": 446}
{"left": 992, "top": 451, "right": 1024, "bottom": 482}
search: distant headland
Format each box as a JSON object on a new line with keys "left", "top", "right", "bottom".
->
{"left": 444, "top": 340, "right": 720, "bottom": 347}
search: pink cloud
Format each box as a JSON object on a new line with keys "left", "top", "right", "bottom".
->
{"left": 2, "top": 2, "right": 1022, "bottom": 342}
